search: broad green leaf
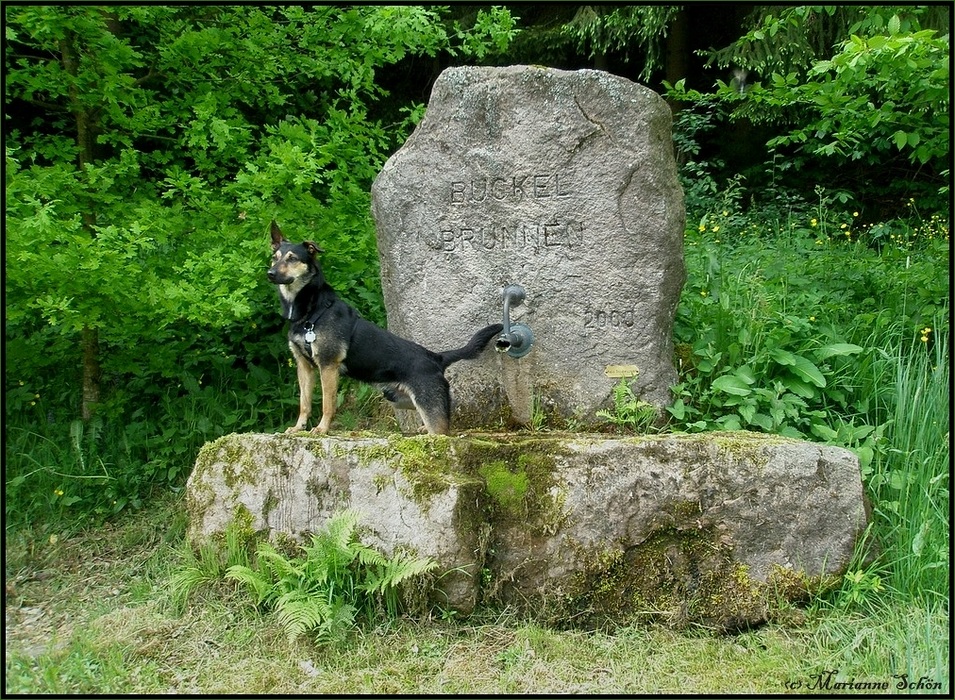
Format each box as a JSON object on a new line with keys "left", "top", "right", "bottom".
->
{"left": 712, "top": 374, "right": 752, "bottom": 396}
{"left": 770, "top": 348, "right": 796, "bottom": 366}
{"left": 738, "top": 402, "right": 756, "bottom": 423}
{"left": 814, "top": 343, "right": 864, "bottom": 360}
{"left": 735, "top": 364, "right": 757, "bottom": 384}
{"left": 717, "top": 414, "right": 743, "bottom": 431}
{"left": 780, "top": 375, "right": 817, "bottom": 399}
{"left": 789, "top": 354, "right": 827, "bottom": 388}
{"left": 667, "top": 399, "right": 686, "bottom": 420}
{"left": 750, "top": 413, "right": 774, "bottom": 431}
{"left": 887, "top": 14, "right": 900, "bottom": 35}
{"left": 855, "top": 444, "right": 874, "bottom": 470}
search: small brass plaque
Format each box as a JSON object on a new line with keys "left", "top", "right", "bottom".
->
{"left": 604, "top": 364, "right": 639, "bottom": 378}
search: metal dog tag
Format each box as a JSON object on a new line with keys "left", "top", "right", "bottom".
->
{"left": 304, "top": 330, "right": 316, "bottom": 343}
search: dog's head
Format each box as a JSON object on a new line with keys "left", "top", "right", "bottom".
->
{"left": 267, "top": 220, "right": 324, "bottom": 286}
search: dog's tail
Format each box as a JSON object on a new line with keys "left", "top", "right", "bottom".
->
{"left": 439, "top": 323, "right": 504, "bottom": 369}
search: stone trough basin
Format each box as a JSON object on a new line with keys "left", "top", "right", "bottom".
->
{"left": 185, "top": 430, "right": 866, "bottom": 631}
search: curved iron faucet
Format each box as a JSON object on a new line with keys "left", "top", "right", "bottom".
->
{"left": 495, "top": 284, "right": 534, "bottom": 358}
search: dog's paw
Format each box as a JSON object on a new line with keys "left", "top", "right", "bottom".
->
{"left": 284, "top": 425, "right": 305, "bottom": 434}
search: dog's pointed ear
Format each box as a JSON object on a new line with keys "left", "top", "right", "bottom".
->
{"left": 270, "top": 220, "right": 285, "bottom": 250}
{"left": 304, "top": 241, "right": 325, "bottom": 257}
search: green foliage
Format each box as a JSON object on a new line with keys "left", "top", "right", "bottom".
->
{"left": 5, "top": 5, "right": 520, "bottom": 353}
{"left": 453, "top": 6, "right": 521, "bottom": 60}
{"left": 666, "top": 7, "right": 950, "bottom": 215}
{"left": 840, "top": 568, "right": 886, "bottom": 610}
{"left": 4, "top": 5, "right": 518, "bottom": 523}
{"left": 561, "top": 5, "right": 682, "bottom": 81}
{"left": 224, "top": 511, "right": 437, "bottom": 642}
{"left": 4, "top": 354, "right": 288, "bottom": 526}
{"left": 764, "top": 25, "right": 949, "bottom": 169}
{"left": 168, "top": 523, "right": 254, "bottom": 612}
{"left": 864, "top": 329, "right": 950, "bottom": 602}
{"left": 672, "top": 214, "right": 947, "bottom": 443}
{"left": 703, "top": 5, "right": 946, "bottom": 77}
{"left": 596, "top": 379, "right": 660, "bottom": 434}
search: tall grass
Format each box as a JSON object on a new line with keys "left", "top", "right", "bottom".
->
{"left": 868, "top": 326, "right": 949, "bottom": 602}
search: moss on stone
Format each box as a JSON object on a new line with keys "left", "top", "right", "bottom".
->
{"left": 554, "top": 519, "right": 830, "bottom": 632}
{"left": 479, "top": 460, "right": 529, "bottom": 517}
{"left": 387, "top": 434, "right": 457, "bottom": 498}
{"left": 261, "top": 489, "right": 279, "bottom": 523}
{"left": 457, "top": 437, "right": 570, "bottom": 536}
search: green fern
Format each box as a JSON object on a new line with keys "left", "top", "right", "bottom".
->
{"left": 362, "top": 551, "right": 438, "bottom": 595}
{"left": 224, "top": 560, "right": 274, "bottom": 607}
{"left": 363, "top": 550, "right": 439, "bottom": 618}
{"left": 596, "top": 378, "right": 661, "bottom": 434}
{"left": 225, "top": 510, "right": 438, "bottom": 642}
{"left": 168, "top": 522, "right": 254, "bottom": 612}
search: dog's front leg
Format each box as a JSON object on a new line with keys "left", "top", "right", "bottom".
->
{"left": 312, "top": 362, "right": 341, "bottom": 434}
{"left": 286, "top": 351, "right": 316, "bottom": 433}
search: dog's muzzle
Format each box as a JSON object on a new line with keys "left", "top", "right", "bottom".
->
{"left": 267, "top": 269, "right": 294, "bottom": 285}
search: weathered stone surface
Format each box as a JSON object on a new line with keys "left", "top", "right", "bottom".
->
{"left": 185, "top": 433, "right": 484, "bottom": 613}
{"left": 371, "top": 65, "right": 685, "bottom": 430}
{"left": 186, "top": 431, "right": 866, "bottom": 629}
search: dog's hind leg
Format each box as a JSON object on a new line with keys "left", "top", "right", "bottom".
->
{"left": 312, "top": 361, "right": 341, "bottom": 434}
{"left": 287, "top": 351, "right": 316, "bottom": 433}
{"left": 408, "top": 377, "right": 452, "bottom": 435}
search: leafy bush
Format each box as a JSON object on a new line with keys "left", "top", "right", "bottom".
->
{"left": 666, "top": 10, "right": 950, "bottom": 217}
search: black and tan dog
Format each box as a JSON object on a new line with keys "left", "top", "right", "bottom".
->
{"left": 267, "top": 221, "right": 502, "bottom": 435}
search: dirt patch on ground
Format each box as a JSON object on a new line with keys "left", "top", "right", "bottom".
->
{"left": 5, "top": 498, "right": 187, "bottom": 666}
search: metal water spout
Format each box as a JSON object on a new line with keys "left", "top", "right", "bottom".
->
{"left": 495, "top": 284, "right": 534, "bottom": 358}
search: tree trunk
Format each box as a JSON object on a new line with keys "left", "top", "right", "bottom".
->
{"left": 665, "top": 9, "right": 689, "bottom": 92}
{"left": 81, "top": 327, "right": 101, "bottom": 421}
{"left": 61, "top": 29, "right": 102, "bottom": 422}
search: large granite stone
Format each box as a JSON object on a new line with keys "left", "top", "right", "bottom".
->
{"left": 371, "top": 66, "right": 686, "bottom": 430}
{"left": 186, "top": 431, "right": 866, "bottom": 629}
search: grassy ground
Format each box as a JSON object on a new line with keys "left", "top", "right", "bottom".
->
{"left": 4, "top": 493, "right": 949, "bottom": 695}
